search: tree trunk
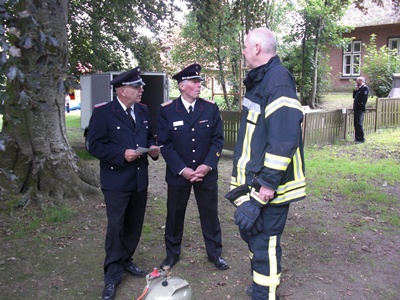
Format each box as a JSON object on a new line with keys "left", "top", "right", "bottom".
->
{"left": 300, "top": 33, "right": 306, "bottom": 104}
{"left": 216, "top": 23, "right": 231, "bottom": 110}
{"left": 0, "top": 0, "right": 100, "bottom": 210}
{"left": 217, "top": 56, "right": 231, "bottom": 111}
{"left": 309, "top": 42, "right": 319, "bottom": 109}
{"left": 308, "top": 18, "right": 323, "bottom": 109}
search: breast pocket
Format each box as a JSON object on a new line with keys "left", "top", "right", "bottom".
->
{"left": 198, "top": 121, "right": 214, "bottom": 140}
{"left": 170, "top": 124, "right": 187, "bottom": 140}
{"left": 171, "top": 124, "right": 185, "bottom": 131}
{"left": 108, "top": 125, "right": 131, "bottom": 145}
{"left": 199, "top": 122, "right": 213, "bottom": 130}
{"left": 138, "top": 121, "right": 150, "bottom": 132}
{"left": 140, "top": 119, "right": 149, "bottom": 130}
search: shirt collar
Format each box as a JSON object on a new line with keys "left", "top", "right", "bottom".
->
{"left": 181, "top": 96, "right": 196, "bottom": 112}
{"left": 117, "top": 97, "right": 133, "bottom": 112}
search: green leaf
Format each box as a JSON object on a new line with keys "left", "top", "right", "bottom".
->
{"left": 39, "top": 30, "right": 46, "bottom": 42}
{"left": 17, "top": 10, "right": 31, "bottom": 18}
{"left": 1, "top": 38, "right": 9, "bottom": 51}
{"left": 18, "top": 90, "right": 30, "bottom": 108}
{"left": 0, "top": 51, "right": 6, "bottom": 65}
{"left": 21, "top": 36, "right": 33, "bottom": 49}
{"left": 8, "top": 45, "right": 21, "bottom": 57}
{"left": 47, "top": 36, "right": 58, "bottom": 47}
{"left": 0, "top": 90, "right": 8, "bottom": 106}
{"left": 17, "top": 69, "right": 24, "bottom": 81}
{"left": 7, "top": 66, "right": 18, "bottom": 81}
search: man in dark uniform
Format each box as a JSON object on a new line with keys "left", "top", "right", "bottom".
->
{"left": 157, "top": 63, "right": 228, "bottom": 271}
{"left": 352, "top": 76, "right": 369, "bottom": 143}
{"left": 87, "top": 67, "right": 160, "bottom": 300}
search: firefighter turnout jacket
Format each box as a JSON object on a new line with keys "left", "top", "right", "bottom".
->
{"left": 231, "top": 55, "right": 306, "bottom": 205}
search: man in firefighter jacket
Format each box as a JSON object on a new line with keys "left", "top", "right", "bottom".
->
{"left": 226, "top": 28, "right": 306, "bottom": 300}
{"left": 157, "top": 63, "right": 228, "bottom": 271}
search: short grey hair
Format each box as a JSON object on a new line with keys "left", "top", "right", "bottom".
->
{"left": 248, "top": 27, "right": 277, "bottom": 55}
{"left": 357, "top": 76, "right": 365, "bottom": 83}
{"left": 178, "top": 80, "right": 188, "bottom": 92}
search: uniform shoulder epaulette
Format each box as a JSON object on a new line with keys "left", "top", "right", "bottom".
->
{"left": 138, "top": 102, "right": 147, "bottom": 107}
{"left": 93, "top": 101, "right": 108, "bottom": 108}
{"left": 202, "top": 98, "right": 216, "bottom": 104}
{"left": 161, "top": 100, "right": 173, "bottom": 107}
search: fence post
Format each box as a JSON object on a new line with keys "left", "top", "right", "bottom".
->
{"left": 211, "top": 78, "right": 215, "bottom": 101}
{"left": 343, "top": 108, "right": 348, "bottom": 140}
{"left": 302, "top": 113, "right": 307, "bottom": 146}
{"left": 375, "top": 97, "right": 380, "bottom": 131}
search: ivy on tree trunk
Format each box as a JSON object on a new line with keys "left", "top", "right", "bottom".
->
{"left": 0, "top": 0, "right": 100, "bottom": 211}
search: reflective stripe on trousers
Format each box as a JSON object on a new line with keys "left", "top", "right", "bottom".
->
{"left": 240, "top": 204, "right": 290, "bottom": 300}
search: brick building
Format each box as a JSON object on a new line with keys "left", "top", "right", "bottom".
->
{"left": 328, "top": 0, "right": 400, "bottom": 92}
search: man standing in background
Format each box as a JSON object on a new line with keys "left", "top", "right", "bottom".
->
{"left": 353, "top": 76, "right": 369, "bottom": 143}
{"left": 226, "top": 27, "right": 306, "bottom": 300}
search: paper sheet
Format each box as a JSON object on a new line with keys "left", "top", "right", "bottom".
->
{"left": 135, "top": 145, "right": 163, "bottom": 153}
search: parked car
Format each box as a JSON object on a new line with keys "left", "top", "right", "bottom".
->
{"left": 65, "top": 100, "right": 81, "bottom": 112}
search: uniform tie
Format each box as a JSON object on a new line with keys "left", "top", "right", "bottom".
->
{"left": 126, "top": 107, "right": 135, "bottom": 126}
{"left": 188, "top": 105, "right": 193, "bottom": 117}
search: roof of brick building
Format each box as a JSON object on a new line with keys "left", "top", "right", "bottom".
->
{"left": 341, "top": 0, "right": 400, "bottom": 27}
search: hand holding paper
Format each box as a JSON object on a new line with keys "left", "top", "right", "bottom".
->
{"left": 135, "top": 145, "right": 163, "bottom": 154}
{"left": 148, "top": 145, "right": 161, "bottom": 158}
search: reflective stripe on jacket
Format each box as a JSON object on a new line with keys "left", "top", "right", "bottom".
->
{"left": 231, "top": 56, "right": 306, "bottom": 205}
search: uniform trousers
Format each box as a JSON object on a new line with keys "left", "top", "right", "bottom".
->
{"left": 354, "top": 109, "right": 365, "bottom": 142}
{"left": 164, "top": 180, "right": 222, "bottom": 259}
{"left": 240, "top": 204, "right": 290, "bottom": 300}
{"left": 102, "top": 189, "right": 147, "bottom": 285}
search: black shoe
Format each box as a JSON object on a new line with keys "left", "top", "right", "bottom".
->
{"left": 160, "top": 256, "right": 180, "bottom": 269}
{"left": 208, "top": 256, "right": 229, "bottom": 270}
{"left": 246, "top": 285, "right": 252, "bottom": 297}
{"left": 125, "top": 264, "right": 147, "bottom": 277}
{"left": 102, "top": 284, "right": 117, "bottom": 300}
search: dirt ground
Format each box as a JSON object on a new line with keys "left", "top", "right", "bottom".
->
{"left": 1, "top": 151, "right": 399, "bottom": 300}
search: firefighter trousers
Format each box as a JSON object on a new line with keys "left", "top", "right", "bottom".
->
{"left": 240, "top": 204, "right": 290, "bottom": 300}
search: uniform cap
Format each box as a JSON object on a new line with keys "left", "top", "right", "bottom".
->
{"left": 172, "top": 64, "right": 203, "bottom": 83}
{"left": 110, "top": 67, "right": 146, "bottom": 88}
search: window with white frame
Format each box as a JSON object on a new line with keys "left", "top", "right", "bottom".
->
{"left": 388, "top": 37, "right": 400, "bottom": 54}
{"left": 343, "top": 41, "right": 361, "bottom": 77}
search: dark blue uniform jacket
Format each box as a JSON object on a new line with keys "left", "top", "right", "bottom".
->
{"left": 87, "top": 99, "right": 156, "bottom": 192}
{"left": 353, "top": 84, "right": 369, "bottom": 112}
{"left": 157, "top": 96, "right": 224, "bottom": 186}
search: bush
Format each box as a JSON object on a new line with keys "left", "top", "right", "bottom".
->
{"left": 362, "top": 34, "right": 400, "bottom": 97}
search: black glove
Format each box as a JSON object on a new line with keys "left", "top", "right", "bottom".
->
{"left": 234, "top": 197, "right": 263, "bottom": 231}
{"left": 225, "top": 184, "right": 250, "bottom": 207}
{"left": 248, "top": 212, "right": 263, "bottom": 236}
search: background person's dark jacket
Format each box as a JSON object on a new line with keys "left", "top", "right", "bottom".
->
{"left": 353, "top": 84, "right": 369, "bottom": 112}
